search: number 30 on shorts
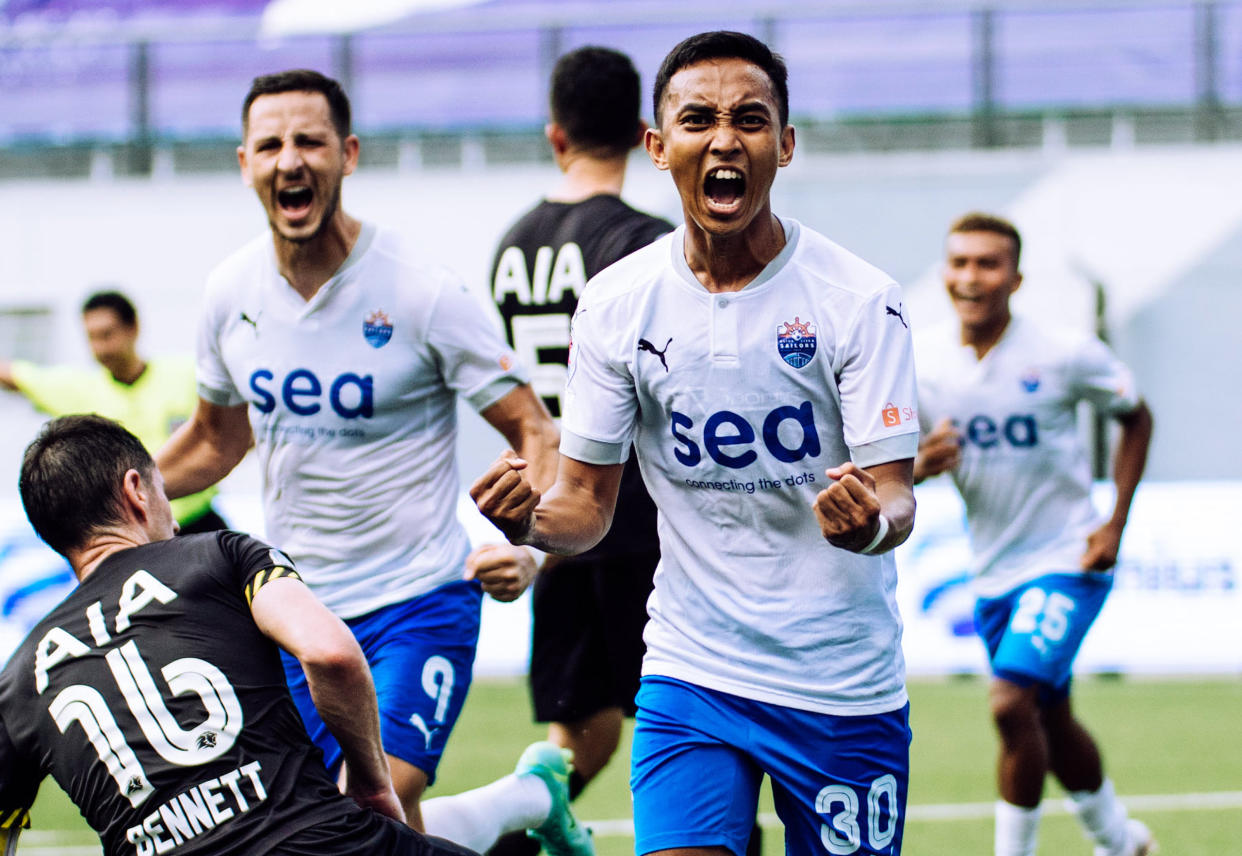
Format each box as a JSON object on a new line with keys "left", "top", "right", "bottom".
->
{"left": 815, "top": 774, "right": 899, "bottom": 854}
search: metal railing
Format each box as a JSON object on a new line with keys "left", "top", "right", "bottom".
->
{"left": 1, "top": 0, "right": 1239, "bottom": 175}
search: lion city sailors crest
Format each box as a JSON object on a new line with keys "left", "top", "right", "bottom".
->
{"left": 363, "top": 309, "right": 393, "bottom": 348}
{"left": 776, "top": 316, "right": 817, "bottom": 369}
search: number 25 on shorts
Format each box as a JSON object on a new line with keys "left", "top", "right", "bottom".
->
{"left": 1010, "top": 587, "right": 1076, "bottom": 649}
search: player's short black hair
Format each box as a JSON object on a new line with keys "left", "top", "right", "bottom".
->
{"left": 550, "top": 46, "right": 643, "bottom": 157}
{"left": 652, "top": 31, "right": 789, "bottom": 128}
{"left": 82, "top": 290, "right": 137, "bottom": 328}
{"left": 242, "top": 68, "right": 352, "bottom": 139}
{"left": 949, "top": 212, "right": 1023, "bottom": 269}
{"left": 20, "top": 415, "right": 156, "bottom": 557}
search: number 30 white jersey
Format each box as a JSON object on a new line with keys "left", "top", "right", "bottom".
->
{"left": 562, "top": 219, "right": 920, "bottom": 716}
{"left": 915, "top": 316, "right": 1141, "bottom": 598}
{"left": 196, "top": 224, "right": 526, "bottom": 617}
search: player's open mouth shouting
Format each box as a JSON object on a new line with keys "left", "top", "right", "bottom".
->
{"left": 704, "top": 166, "right": 745, "bottom": 215}
{"left": 277, "top": 183, "right": 315, "bottom": 223}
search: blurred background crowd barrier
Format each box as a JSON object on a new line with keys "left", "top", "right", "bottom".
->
{"left": 4, "top": 0, "right": 1242, "bottom": 176}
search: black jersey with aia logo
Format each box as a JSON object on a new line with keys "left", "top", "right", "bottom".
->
{"left": 491, "top": 195, "right": 672, "bottom": 556}
{"left": 0, "top": 531, "right": 359, "bottom": 856}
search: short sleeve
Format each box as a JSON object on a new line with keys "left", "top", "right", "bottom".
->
{"left": 559, "top": 301, "right": 637, "bottom": 465}
{"left": 1069, "top": 336, "right": 1141, "bottom": 415}
{"left": 0, "top": 715, "right": 38, "bottom": 814}
{"left": 837, "top": 284, "right": 921, "bottom": 467}
{"left": 216, "top": 531, "right": 302, "bottom": 605}
{"left": 195, "top": 282, "right": 245, "bottom": 407}
{"left": 427, "top": 276, "right": 528, "bottom": 413}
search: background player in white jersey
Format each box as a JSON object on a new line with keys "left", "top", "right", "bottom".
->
{"left": 156, "top": 70, "right": 590, "bottom": 856}
{"left": 913, "top": 212, "right": 1155, "bottom": 856}
{"left": 488, "top": 45, "right": 703, "bottom": 856}
{"left": 474, "top": 31, "right": 919, "bottom": 856}
{"left": 0, "top": 414, "right": 479, "bottom": 856}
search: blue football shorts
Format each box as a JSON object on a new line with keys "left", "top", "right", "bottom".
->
{"left": 281, "top": 579, "right": 483, "bottom": 784}
{"left": 631, "top": 676, "right": 910, "bottom": 856}
{"left": 974, "top": 571, "right": 1113, "bottom": 702}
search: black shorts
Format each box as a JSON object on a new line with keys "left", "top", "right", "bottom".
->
{"left": 529, "top": 550, "right": 659, "bottom": 723}
{"left": 269, "top": 810, "right": 479, "bottom": 856}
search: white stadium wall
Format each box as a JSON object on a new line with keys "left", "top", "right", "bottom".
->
{"left": 0, "top": 481, "right": 1237, "bottom": 676}
{"left": 1, "top": 145, "right": 1240, "bottom": 674}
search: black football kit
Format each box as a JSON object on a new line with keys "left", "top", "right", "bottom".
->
{"left": 491, "top": 194, "right": 671, "bottom": 721}
{"left": 0, "top": 531, "right": 472, "bottom": 856}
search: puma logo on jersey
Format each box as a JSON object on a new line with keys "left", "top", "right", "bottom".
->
{"left": 409, "top": 713, "right": 441, "bottom": 750}
{"left": 886, "top": 304, "right": 907, "bottom": 328}
{"left": 638, "top": 337, "right": 672, "bottom": 372}
{"left": 196, "top": 731, "right": 217, "bottom": 750}
{"left": 240, "top": 311, "right": 261, "bottom": 334}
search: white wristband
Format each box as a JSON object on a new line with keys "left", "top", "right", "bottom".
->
{"left": 524, "top": 545, "right": 547, "bottom": 571}
{"left": 859, "top": 515, "right": 891, "bottom": 555}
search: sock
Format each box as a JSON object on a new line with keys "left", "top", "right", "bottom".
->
{"left": 422, "top": 773, "right": 552, "bottom": 853}
{"left": 994, "top": 800, "right": 1041, "bottom": 856}
{"left": 1067, "top": 778, "right": 1129, "bottom": 853}
{"left": 567, "top": 769, "right": 586, "bottom": 801}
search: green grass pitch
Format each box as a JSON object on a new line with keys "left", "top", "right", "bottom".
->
{"left": 19, "top": 677, "right": 1242, "bottom": 854}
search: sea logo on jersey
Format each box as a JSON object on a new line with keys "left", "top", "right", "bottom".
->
{"left": 1020, "top": 369, "right": 1041, "bottom": 393}
{"left": 363, "top": 309, "right": 393, "bottom": 348}
{"left": 776, "top": 316, "right": 817, "bottom": 369}
{"left": 672, "top": 400, "right": 821, "bottom": 469}
{"left": 959, "top": 414, "right": 1038, "bottom": 448}
{"left": 249, "top": 369, "right": 374, "bottom": 418}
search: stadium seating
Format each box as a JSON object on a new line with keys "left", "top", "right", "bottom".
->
{"left": 2, "top": 0, "right": 1240, "bottom": 147}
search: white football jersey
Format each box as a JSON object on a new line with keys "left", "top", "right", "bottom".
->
{"left": 197, "top": 224, "right": 526, "bottom": 617}
{"left": 562, "top": 219, "right": 920, "bottom": 715}
{"left": 915, "top": 316, "right": 1140, "bottom": 598}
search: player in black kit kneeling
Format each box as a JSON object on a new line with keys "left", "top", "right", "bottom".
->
{"left": 0, "top": 414, "right": 477, "bottom": 856}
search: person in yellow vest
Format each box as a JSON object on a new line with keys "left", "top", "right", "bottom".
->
{"left": 0, "top": 290, "right": 228, "bottom": 534}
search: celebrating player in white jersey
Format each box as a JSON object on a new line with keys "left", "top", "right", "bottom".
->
{"left": 914, "top": 212, "right": 1155, "bottom": 856}
{"left": 157, "top": 69, "right": 591, "bottom": 856}
{"left": 474, "top": 31, "right": 919, "bottom": 856}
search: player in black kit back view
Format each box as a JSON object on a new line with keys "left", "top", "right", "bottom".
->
{"left": 0, "top": 414, "right": 476, "bottom": 856}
